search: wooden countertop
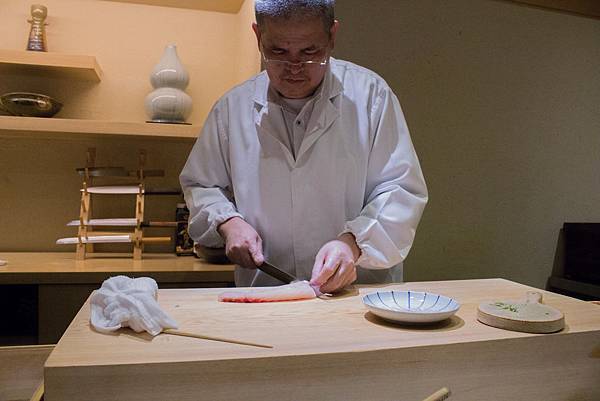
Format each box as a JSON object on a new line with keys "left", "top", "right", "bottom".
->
{"left": 44, "top": 278, "right": 600, "bottom": 401}
{"left": 0, "top": 252, "right": 234, "bottom": 284}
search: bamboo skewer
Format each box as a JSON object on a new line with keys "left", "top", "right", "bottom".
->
{"left": 162, "top": 329, "right": 273, "bottom": 349}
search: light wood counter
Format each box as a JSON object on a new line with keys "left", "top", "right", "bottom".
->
{"left": 44, "top": 279, "right": 600, "bottom": 401}
{"left": 0, "top": 252, "right": 234, "bottom": 285}
{"left": 0, "top": 252, "right": 234, "bottom": 344}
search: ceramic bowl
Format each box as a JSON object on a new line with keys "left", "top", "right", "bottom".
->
{"left": 0, "top": 92, "right": 62, "bottom": 117}
{"left": 363, "top": 290, "right": 460, "bottom": 324}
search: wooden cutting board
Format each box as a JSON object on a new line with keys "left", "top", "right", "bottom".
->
{"left": 43, "top": 280, "right": 600, "bottom": 401}
{"left": 477, "top": 291, "right": 565, "bottom": 333}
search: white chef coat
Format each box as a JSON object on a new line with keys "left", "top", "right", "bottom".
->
{"left": 180, "top": 58, "right": 428, "bottom": 287}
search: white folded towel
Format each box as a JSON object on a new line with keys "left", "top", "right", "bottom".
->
{"left": 90, "top": 275, "right": 178, "bottom": 336}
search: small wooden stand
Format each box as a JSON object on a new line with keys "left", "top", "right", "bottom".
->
{"left": 68, "top": 148, "right": 170, "bottom": 260}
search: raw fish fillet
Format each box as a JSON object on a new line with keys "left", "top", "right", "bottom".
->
{"left": 218, "top": 281, "right": 318, "bottom": 303}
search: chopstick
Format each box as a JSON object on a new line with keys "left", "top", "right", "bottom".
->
{"left": 421, "top": 387, "right": 451, "bottom": 401}
{"left": 163, "top": 329, "right": 273, "bottom": 349}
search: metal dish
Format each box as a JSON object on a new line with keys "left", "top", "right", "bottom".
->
{"left": 363, "top": 290, "right": 460, "bottom": 323}
{"left": 0, "top": 92, "right": 62, "bottom": 117}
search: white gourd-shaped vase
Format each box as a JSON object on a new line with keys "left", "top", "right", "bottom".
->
{"left": 145, "top": 44, "right": 192, "bottom": 123}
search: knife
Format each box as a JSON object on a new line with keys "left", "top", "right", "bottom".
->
{"left": 258, "top": 261, "right": 297, "bottom": 284}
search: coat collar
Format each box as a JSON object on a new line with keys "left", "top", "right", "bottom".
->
{"left": 252, "top": 57, "right": 343, "bottom": 108}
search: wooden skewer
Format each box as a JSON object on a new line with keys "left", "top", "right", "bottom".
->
{"left": 421, "top": 387, "right": 451, "bottom": 401}
{"left": 163, "top": 329, "right": 273, "bottom": 349}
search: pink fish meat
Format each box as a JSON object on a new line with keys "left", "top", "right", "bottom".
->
{"left": 218, "top": 281, "right": 318, "bottom": 303}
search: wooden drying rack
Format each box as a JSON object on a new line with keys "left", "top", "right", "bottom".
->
{"left": 70, "top": 148, "right": 171, "bottom": 260}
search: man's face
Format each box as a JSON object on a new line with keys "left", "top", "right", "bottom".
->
{"left": 253, "top": 16, "right": 338, "bottom": 99}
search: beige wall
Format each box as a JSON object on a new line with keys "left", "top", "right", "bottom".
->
{"left": 0, "top": 0, "right": 260, "bottom": 123}
{"left": 0, "top": 0, "right": 259, "bottom": 253}
{"left": 334, "top": 0, "right": 600, "bottom": 288}
{"left": 2, "top": 0, "right": 599, "bottom": 290}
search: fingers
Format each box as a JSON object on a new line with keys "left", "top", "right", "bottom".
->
{"left": 310, "top": 240, "right": 359, "bottom": 293}
{"left": 309, "top": 248, "right": 327, "bottom": 287}
{"left": 311, "top": 252, "right": 357, "bottom": 294}
{"left": 319, "top": 259, "right": 357, "bottom": 294}
{"left": 250, "top": 236, "right": 264, "bottom": 266}
{"left": 224, "top": 224, "right": 263, "bottom": 269}
{"left": 226, "top": 241, "right": 256, "bottom": 268}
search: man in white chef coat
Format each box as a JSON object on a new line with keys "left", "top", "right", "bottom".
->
{"left": 180, "top": 0, "right": 427, "bottom": 293}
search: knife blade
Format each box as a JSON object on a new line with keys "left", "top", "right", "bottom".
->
{"left": 258, "top": 261, "right": 297, "bottom": 284}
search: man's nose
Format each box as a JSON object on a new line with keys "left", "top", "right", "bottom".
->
{"left": 286, "top": 62, "right": 304, "bottom": 74}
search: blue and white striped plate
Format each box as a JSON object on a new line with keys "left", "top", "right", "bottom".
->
{"left": 363, "top": 291, "right": 460, "bottom": 323}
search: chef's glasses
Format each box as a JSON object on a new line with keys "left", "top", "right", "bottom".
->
{"left": 260, "top": 48, "right": 329, "bottom": 70}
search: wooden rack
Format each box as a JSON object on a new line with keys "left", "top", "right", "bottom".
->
{"left": 57, "top": 148, "right": 173, "bottom": 260}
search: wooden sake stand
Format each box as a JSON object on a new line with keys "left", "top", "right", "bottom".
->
{"left": 44, "top": 279, "right": 600, "bottom": 401}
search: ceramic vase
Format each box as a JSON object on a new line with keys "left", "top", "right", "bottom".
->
{"left": 145, "top": 44, "right": 192, "bottom": 123}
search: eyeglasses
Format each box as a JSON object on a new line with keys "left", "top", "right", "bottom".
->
{"left": 260, "top": 49, "right": 329, "bottom": 70}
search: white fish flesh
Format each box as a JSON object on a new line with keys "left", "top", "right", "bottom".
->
{"left": 218, "top": 281, "right": 318, "bottom": 303}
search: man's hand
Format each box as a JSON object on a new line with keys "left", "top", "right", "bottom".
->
{"left": 218, "top": 217, "right": 264, "bottom": 269}
{"left": 310, "top": 233, "right": 360, "bottom": 293}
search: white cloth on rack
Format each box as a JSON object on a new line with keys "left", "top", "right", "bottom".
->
{"left": 90, "top": 275, "right": 178, "bottom": 336}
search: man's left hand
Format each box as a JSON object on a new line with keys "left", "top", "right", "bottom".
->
{"left": 310, "top": 233, "right": 360, "bottom": 293}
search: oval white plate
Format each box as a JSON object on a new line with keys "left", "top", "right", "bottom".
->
{"left": 363, "top": 291, "right": 460, "bottom": 324}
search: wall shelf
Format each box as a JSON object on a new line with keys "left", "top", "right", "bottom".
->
{"left": 101, "top": 0, "right": 244, "bottom": 14}
{"left": 0, "top": 116, "right": 198, "bottom": 140}
{"left": 0, "top": 49, "right": 103, "bottom": 82}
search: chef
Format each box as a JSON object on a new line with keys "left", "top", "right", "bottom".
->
{"left": 180, "top": 0, "right": 427, "bottom": 293}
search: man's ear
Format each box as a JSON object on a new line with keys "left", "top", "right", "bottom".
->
{"left": 329, "top": 20, "right": 339, "bottom": 49}
{"left": 252, "top": 22, "right": 261, "bottom": 50}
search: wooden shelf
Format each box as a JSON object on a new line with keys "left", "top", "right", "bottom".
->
{"left": 0, "top": 252, "right": 235, "bottom": 344}
{"left": 102, "top": 0, "right": 244, "bottom": 14}
{"left": 0, "top": 116, "right": 198, "bottom": 140}
{"left": 0, "top": 49, "right": 103, "bottom": 82}
{"left": 0, "top": 252, "right": 234, "bottom": 285}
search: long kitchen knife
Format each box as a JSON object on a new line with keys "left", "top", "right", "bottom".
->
{"left": 258, "top": 261, "right": 297, "bottom": 284}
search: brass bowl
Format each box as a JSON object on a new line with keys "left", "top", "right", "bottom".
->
{"left": 0, "top": 92, "right": 62, "bottom": 117}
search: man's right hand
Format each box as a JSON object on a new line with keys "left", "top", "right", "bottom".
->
{"left": 217, "top": 217, "right": 264, "bottom": 269}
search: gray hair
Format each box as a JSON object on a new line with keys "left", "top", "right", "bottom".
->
{"left": 255, "top": 0, "right": 335, "bottom": 34}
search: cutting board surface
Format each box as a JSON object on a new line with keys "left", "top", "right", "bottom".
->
{"left": 46, "top": 279, "right": 600, "bottom": 368}
{"left": 477, "top": 291, "right": 565, "bottom": 333}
